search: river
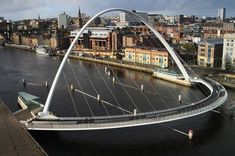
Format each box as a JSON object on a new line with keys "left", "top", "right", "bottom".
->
{"left": 0, "top": 46, "right": 235, "bottom": 156}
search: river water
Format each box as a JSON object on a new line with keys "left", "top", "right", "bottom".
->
{"left": 0, "top": 46, "right": 235, "bottom": 155}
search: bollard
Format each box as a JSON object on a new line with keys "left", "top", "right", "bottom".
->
{"left": 134, "top": 109, "right": 137, "bottom": 116}
{"left": 141, "top": 84, "right": 144, "bottom": 91}
{"left": 178, "top": 94, "right": 182, "bottom": 102}
{"left": 112, "top": 77, "right": 115, "bottom": 83}
{"left": 22, "top": 79, "right": 26, "bottom": 87}
{"left": 105, "top": 67, "right": 107, "bottom": 73}
{"left": 108, "top": 71, "right": 111, "bottom": 77}
{"left": 45, "top": 81, "right": 49, "bottom": 88}
{"left": 188, "top": 129, "right": 193, "bottom": 140}
{"left": 97, "top": 94, "right": 101, "bottom": 102}
{"left": 70, "top": 84, "right": 74, "bottom": 92}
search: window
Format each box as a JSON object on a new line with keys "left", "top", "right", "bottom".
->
{"left": 200, "top": 59, "right": 205, "bottom": 65}
{"left": 207, "top": 47, "right": 211, "bottom": 63}
{"left": 227, "top": 43, "right": 230, "bottom": 46}
{"left": 143, "top": 55, "right": 147, "bottom": 61}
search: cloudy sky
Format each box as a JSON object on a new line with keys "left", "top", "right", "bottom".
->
{"left": 0, "top": 0, "right": 234, "bottom": 20}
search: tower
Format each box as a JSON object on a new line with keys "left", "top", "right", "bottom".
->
{"left": 218, "top": 8, "right": 226, "bottom": 21}
{"left": 78, "top": 7, "right": 83, "bottom": 28}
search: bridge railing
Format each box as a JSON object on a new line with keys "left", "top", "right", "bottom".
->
{"left": 27, "top": 95, "right": 226, "bottom": 130}
{"left": 26, "top": 78, "right": 227, "bottom": 129}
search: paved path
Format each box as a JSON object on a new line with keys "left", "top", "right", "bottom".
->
{"left": 0, "top": 99, "right": 47, "bottom": 156}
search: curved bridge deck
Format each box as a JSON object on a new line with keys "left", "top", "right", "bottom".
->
{"left": 22, "top": 78, "right": 227, "bottom": 131}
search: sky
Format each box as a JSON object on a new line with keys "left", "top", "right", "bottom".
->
{"left": 0, "top": 0, "right": 234, "bottom": 21}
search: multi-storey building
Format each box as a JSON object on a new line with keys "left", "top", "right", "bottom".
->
{"left": 70, "top": 27, "right": 123, "bottom": 57}
{"left": 218, "top": 8, "right": 226, "bottom": 22}
{"left": 124, "top": 46, "right": 169, "bottom": 68}
{"left": 156, "top": 24, "right": 181, "bottom": 42}
{"left": 117, "top": 11, "right": 148, "bottom": 26}
{"left": 197, "top": 38, "right": 223, "bottom": 68}
{"left": 202, "top": 22, "right": 235, "bottom": 39}
{"left": 222, "top": 33, "right": 235, "bottom": 70}
{"left": 58, "top": 12, "right": 69, "bottom": 29}
{"left": 122, "top": 34, "right": 138, "bottom": 48}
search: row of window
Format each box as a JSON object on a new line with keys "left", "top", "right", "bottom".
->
{"left": 227, "top": 39, "right": 234, "bottom": 43}
{"left": 226, "top": 47, "right": 234, "bottom": 52}
{"left": 226, "top": 42, "right": 234, "bottom": 47}
{"left": 127, "top": 54, "right": 167, "bottom": 61}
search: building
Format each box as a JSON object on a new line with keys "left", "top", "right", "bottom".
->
{"left": 148, "top": 14, "right": 164, "bottom": 25}
{"left": 58, "top": 12, "right": 69, "bottom": 29}
{"left": 175, "top": 15, "right": 184, "bottom": 24}
{"left": 70, "top": 27, "right": 116, "bottom": 57}
{"left": 222, "top": 34, "right": 235, "bottom": 70}
{"left": 119, "top": 11, "right": 148, "bottom": 26}
{"left": 124, "top": 46, "right": 169, "bottom": 68}
{"left": 78, "top": 7, "right": 83, "bottom": 28}
{"left": 197, "top": 38, "right": 223, "bottom": 68}
{"left": 0, "top": 20, "right": 13, "bottom": 40}
{"left": 202, "top": 22, "right": 235, "bottom": 39}
{"left": 11, "top": 33, "right": 21, "bottom": 45}
{"left": 111, "top": 30, "right": 123, "bottom": 52}
{"left": 122, "top": 34, "right": 138, "bottom": 48}
{"left": 218, "top": 8, "right": 226, "bottom": 21}
{"left": 156, "top": 24, "right": 181, "bottom": 41}
{"left": 164, "top": 16, "right": 176, "bottom": 24}
{"left": 132, "top": 25, "right": 150, "bottom": 34}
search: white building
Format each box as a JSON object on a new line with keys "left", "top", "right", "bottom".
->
{"left": 222, "top": 33, "right": 235, "bottom": 70}
{"left": 218, "top": 8, "right": 226, "bottom": 21}
{"left": 164, "top": 16, "right": 176, "bottom": 24}
{"left": 58, "top": 12, "right": 69, "bottom": 29}
{"left": 118, "top": 11, "right": 148, "bottom": 26}
{"left": 192, "top": 37, "right": 202, "bottom": 44}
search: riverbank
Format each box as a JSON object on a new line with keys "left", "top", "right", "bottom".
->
{"left": 209, "top": 74, "right": 235, "bottom": 89}
{"left": 4, "top": 43, "right": 35, "bottom": 52}
{"left": 0, "top": 45, "right": 209, "bottom": 87}
{"left": 58, "top": 54, "right": 192, "bottom": 86}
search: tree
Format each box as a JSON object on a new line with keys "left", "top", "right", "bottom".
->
{"left": 225, "top": 61, "right": 232, "bottom": 71}
{"left": 181, "top": 43, "right": 197, "bottom": 52}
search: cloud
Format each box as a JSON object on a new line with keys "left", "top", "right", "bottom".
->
{"left": 0, "top": 0, "right": 234, "bottom": 20}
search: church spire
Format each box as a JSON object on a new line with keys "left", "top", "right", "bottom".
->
{"left": 78, "top": 7, "right": 83, "bottom": 28}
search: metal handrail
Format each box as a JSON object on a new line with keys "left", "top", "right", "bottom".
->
{"left": 26, "top": 78, "right": 228, "bottom": 130}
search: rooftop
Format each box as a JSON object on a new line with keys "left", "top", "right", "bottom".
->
{"left": 199, "top": 38, "right": 223, "bottom": 45}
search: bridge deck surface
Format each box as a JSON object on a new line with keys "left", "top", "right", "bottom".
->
{"left": 0, "top": 100, "right": 46, "bottom": 156}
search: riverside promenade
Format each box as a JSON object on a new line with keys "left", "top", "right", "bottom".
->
{"left": 0, "top": 99, "right": 47, "bottom": 156}
{"left": 4, "top": 43, "right": 35, "bottom": 52}
{"left": 58, "top": 54, "right": 192, "bottom": 86}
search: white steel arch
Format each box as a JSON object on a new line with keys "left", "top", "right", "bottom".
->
{"left": 40, "top": 8, "right": 191, "bottom": 117}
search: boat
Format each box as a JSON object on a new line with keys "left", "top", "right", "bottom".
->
{"left": 35, "top": 45, "right": 55, "bottom": 56}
